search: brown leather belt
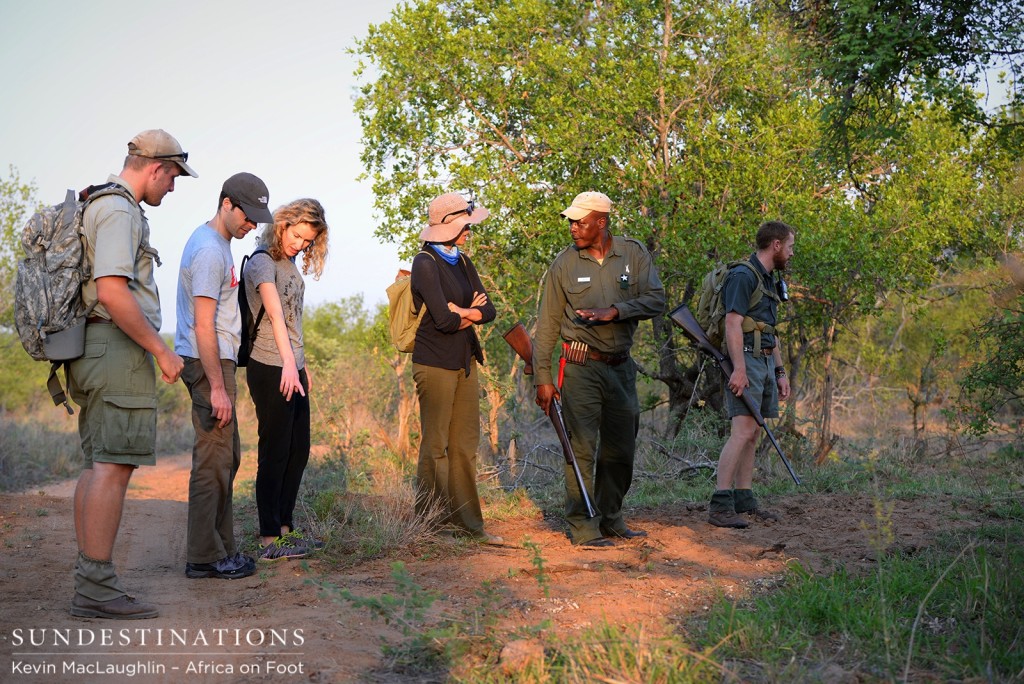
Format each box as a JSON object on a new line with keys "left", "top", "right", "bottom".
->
{"left": 86, "top": 316, "right": 110, "bottom": 324}
{"left": 743, "top": 346, "right": 775, "bottom": 357}
{"left": 587, "top": 350, "right": 630, "bottom": 366}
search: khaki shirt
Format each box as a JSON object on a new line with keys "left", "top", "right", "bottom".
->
{"left": 534, "top": 234, "right": 666, "bottom": 386}
{"left": 81, "top": 175, "right": 162, "bottom": 330}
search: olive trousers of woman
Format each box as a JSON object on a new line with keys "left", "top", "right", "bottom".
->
{"left": 412, "top": 361, "right": 484, "bottom": 536}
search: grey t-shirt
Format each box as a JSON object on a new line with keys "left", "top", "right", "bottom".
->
{"left": 243, "top": 251, "right": 306, "bottom": 369}
{"left": 174, "top": 224, "right": 241, "bottom": 361}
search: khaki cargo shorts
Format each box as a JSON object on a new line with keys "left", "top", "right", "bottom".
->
{"left": 67, "top": 323, "right": 158, "bottom": 467}
{"left": 724, "top": 352, "right": 779, "bottom": 419}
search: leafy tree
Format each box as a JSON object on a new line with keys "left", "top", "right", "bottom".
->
{"left": 781, "top": 0, "right": 1024, "bottom": 168}
{"left": 0, "top": 166, "right": 37, "bottom": 328}
{"left": 354, "top": 0, "right": 1010, "bottom": 463}
{"left": 354, "top": 0, "right": 831, "bottom": 429}
{"left": 787, "top": 102, "right": 1012, "bottom": 460}
{"left": 957, "top": 290, "right": 1024, "bottom": 436}
{"left": 954, "top": 158, "right": 1024, "bottom": 436}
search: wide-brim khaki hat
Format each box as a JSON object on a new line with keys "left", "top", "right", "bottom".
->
{"left": 560, "top": 191, "right": 612, "bottom": 220}
{"left": 419, "top": 192, "right": 489, "bottom": 243}
{"left": 127, "top": 129, "right": 198, "bottom": 178}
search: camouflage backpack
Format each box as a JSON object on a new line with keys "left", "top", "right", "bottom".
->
{"left": 14, "top": 182, "right": 136, "bottom": 412}
{"left": 694, "top": 258, "right": 779, "bottom": 351}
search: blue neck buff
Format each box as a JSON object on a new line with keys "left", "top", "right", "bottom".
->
{"left": 430, "top": 244, "right": 460, "bottom": 265}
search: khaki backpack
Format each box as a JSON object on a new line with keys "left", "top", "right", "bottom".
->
{"left": 386, "top": 250, "right": 468, "bottom": 353}
{"left": 695, "top": 259, "right": 780, "bottom": 351}
{"left": 386, "top": 265, "right": 424, "bottom": 354}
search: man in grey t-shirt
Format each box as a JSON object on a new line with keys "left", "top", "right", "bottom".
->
{"left": 174, "top": 172, "right": 272, "bottom": 580}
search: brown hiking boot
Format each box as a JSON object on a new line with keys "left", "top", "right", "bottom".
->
{"left": 744, "top": 507, "right": 780, "bottom": 522}
{"left": 708, "top": 509, "right": 750, "bottom": 528}
{"left": 71, "top": 593, "right": 159, "bottom": 620}
{"left": 734, "top": 489, "right": 779, "bottom": 522}
{"left": 708, "top": 489, "right": 750, "bottom": 529}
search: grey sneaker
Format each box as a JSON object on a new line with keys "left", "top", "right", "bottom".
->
{"left": 71, "top": 593, "right": 159, "bottom": 620}
{"left": 286, "top": 530, "right": 325, "bottom": 550}
{"left": 186, "top": 553, "right": 256, "bottom": 579}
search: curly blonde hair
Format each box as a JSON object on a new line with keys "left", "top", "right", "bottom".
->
{"left": 258, "top": 198, "right": 330, "bottom": 279}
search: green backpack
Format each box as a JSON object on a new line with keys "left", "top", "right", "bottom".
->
{"left": 695, "top": 259, "right": 779, "bottom": 351}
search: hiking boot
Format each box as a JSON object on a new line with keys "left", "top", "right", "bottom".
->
{"left": 70, "top": 593, "right": 158, "bottom": 620}
{"left": 186, "top": 553, "right": 257, "bottom": 579}
{"left": 708, "top": 509, "right": 750, "bottom": 528}
{"left": 734, "top": 489, "right": 780, "bottom": 522}
{"left": 708, "top": 489, "right": 749, "bottom": 529}
{"left": 579, "top": 537, "right": 615, "bottom": 548}
{"left": 744, "top": 507, "right": 781, "bottom": 522}
{"left": 473, "top": 532, "right": 505, "bottom": 546}
{"left": 258, "top": 537, "right": 309, "bottom": 562}
{"left": 600, "top": 526, "right": 648, "bottom": 539}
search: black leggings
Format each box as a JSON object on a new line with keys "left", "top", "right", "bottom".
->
{"left": 246, "top": 359, "right": 311, "bottom": 538}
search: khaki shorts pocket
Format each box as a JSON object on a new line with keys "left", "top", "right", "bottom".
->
{"left": 101, "top": 394, "right": 157, "bottom": 455}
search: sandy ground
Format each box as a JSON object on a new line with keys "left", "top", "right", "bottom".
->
{"left": 0, "top": 452, "right": 978, "bottom": 683}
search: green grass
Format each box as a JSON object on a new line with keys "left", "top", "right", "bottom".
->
{"left": 0, "top": 413, "right": 81, "bottom": 491}
{"left": 699, "top": 522, "right": 1024, "bottom": 681}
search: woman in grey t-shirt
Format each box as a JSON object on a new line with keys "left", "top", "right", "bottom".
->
{"left": 244, "top": 198, "right": 330, "bottom": 560}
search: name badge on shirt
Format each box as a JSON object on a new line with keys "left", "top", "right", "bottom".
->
{"left": 577, "top": 276, "right": 591, "bottom": 283}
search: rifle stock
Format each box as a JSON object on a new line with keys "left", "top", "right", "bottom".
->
{"left": 668, "top": 304, "right": 802, "bottom": 486}
{"left": 503, "top": 323, "right": 597, "bottom": 518}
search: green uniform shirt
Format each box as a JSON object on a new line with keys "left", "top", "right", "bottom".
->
{"left": 534, "top": 234, "right": 666, "bottom": 386}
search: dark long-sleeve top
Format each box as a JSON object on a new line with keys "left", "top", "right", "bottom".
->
{"left": 410, "top": 249, "right": 496, "bottom": 373}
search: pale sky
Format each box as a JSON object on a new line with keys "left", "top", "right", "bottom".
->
{"left": 0, "top": 0, "right": 404, "bottom": 333}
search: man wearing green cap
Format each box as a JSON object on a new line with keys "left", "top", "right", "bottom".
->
{"left": 69, "top": 129, "right": 196, "bottom": 620}
{"left": 175, "top": 172, "right": 274, "bottom": 580}
{"left": 534, "top": 191, "right": 666, "bottom": 547}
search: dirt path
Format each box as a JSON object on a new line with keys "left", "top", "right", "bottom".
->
{"left": 0, "top": 454, "right": 978, "bottom": 683}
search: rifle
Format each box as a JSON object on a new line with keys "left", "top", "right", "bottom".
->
{"left": 503, "top": 323, "right": 597, "bottom": 518}
{"left": 668, "top": 304, "right": 802, "bottom": 485}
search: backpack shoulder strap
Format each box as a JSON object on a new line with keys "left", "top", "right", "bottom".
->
{"left": 80, "top": 182, "right": 138, "bottom": 208}
{"left": 729, "top": 258, "right": 779, "bottom": 310}
{"left": 240, "top": 248, "right": 271, "bottom": 330}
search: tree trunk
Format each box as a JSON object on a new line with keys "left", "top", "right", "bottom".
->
{"left": 813, "top": 317, "right": 838, "bottom": 464}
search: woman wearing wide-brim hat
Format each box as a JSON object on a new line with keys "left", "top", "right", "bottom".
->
{"left": 410, "top": 192, "right": 502, "bottom": 544}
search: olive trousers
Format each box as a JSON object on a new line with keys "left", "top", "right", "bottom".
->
{"left": 560, "top": 358, "right": 640, "bottom": 544}
{"left": 413, "top": 361, "right": 484, "bottom": 536}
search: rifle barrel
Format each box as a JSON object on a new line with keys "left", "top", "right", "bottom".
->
{"left": 552, "top": 398, "right": 598, "bottom": 519}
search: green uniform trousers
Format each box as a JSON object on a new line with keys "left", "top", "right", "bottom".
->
{"left": 413, "top": 361, "right": 485, "bottom": 536}
{"left": 560, "top": 357, "right": 640, "bottom": 543}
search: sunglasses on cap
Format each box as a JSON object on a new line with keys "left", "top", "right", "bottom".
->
{"left": 152, "top": 151, "right": 189, "bottom": 162}
{"left": 441, "top": 198, "right": 475, "bottom": 224}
